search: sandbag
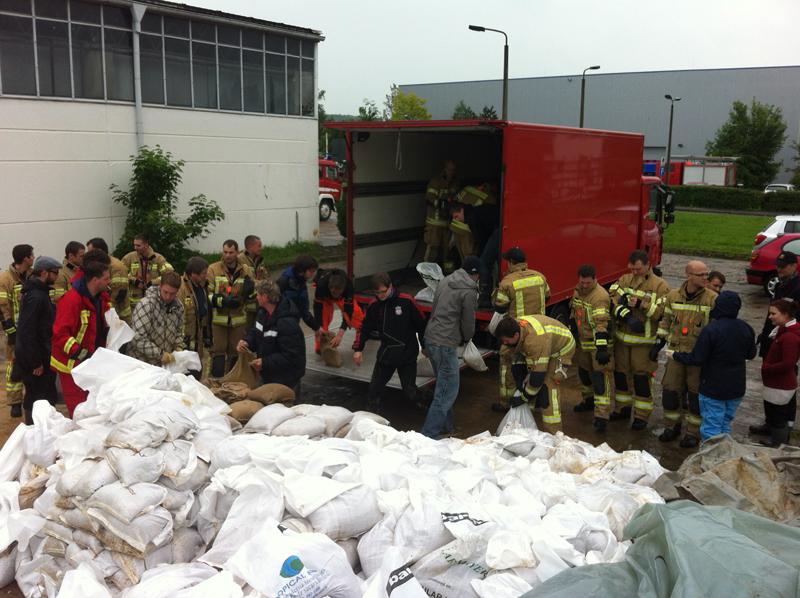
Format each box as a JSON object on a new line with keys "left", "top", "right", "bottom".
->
{"left": 211, "top": 382, "right": 251, "bottom": 404}
{"left": 105, "top": 308, "right": 135, "bottom": 353}
{"left": 362, "top": 546, "right": 428, "bottom": 598}
{"left": 218, "top": 347, "right": 260, "bottom": 390}
{"left": 171, "top": 527, "right": 204, "bottom": 563}
{"left": 228, "top": 400, "right": 264, "bottom": 423}
{"left": 104, "top": 412, "right": 169, "bottom": 452}
{"left": 272, "top": 415, "right": 327, "bottom": 438}
{"left": 56, "top": 460, "right": 98, "bottom": 497}
{"left": 106, "top": 448, "right": 167, "bottom": 487}
{"left": 70, "top": 459, "right": 119, "bottom": 499}
{"left": 306, "top": 484, "right": 382, "bottom": 540}
{"left": 320, "top": 331, "right": 342, "bottom": 367}
{"left": 164, "top": 350, "right": 202, "bottom": 375}
{"left": 245, "top": 383, "right": 295, "bottom": 406}
{"left": 86, "top": 482, "right": 168, "bottom": 525}
{"left": 313, "top": 405, "right": 354, "bottom": 437}
{"left": 497, "top": 403, "right": 538, "bottom": 436}
{"left": 158, "top": 440, "right": 197, "bottom": 485}
{"left": 463, "top": 340, "right": 488, "bottom": 372}
{"left": 24, "top": 402, "right": 77, "bottom": 467}
{"left": 244, "top": 403, "right": 297, "bottom": 434}
{"left": 87, "top": 506, "right": 173, "bottom": 552}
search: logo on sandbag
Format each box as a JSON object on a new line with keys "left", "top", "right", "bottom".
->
{"left": 386, "top": 565, "right": 414, "bottom": 595}
{"left": 440, "top": 512, "right": 487, "bottom": 526}
{"left": 279, "top": 556, "right": 304, "bottom": 578}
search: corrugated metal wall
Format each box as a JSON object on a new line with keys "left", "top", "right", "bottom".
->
{"left": 402, "top": 66, "right": 800, "bottom": 183}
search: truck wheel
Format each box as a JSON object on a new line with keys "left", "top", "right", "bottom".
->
{"left": 319, "top": 199, "right": 333, "bottom": 221}
{"left": 547, "top": 303, "right": 570, "bottom": 327}
{"left": 764, "top": 273, "right": 779, "bottom": 298}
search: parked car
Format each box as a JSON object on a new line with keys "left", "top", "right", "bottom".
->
{"left": 747, "top": 234, "right": 800, "bottom": 297}
{"left": 764, "top": 183, "right": 797, "bottom": 193}
{"left": 752, "top": 215, "right": 800, "bottom": 249}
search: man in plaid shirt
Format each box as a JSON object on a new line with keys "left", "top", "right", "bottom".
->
{"left": 128, "top": 271, "right": 185, "bottom": 366}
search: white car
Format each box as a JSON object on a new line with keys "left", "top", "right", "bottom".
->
{"left": 764, "top": 183, "right": 797, "bottom": 193}
{"left": 753, "top": 214, "right": 800, "bottom": 249}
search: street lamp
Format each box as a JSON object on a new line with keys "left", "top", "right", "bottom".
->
{"left": 664, "top": 94, "right": 681, "bottom": 183}
{"left": 469, "top": 25, "right": 508, "bottom": 120}
{"left": 579, "top": 65, "right": 600, "bottom": 128}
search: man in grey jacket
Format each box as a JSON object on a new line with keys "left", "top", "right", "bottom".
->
{"left": 420, "top": 256, "right": 480, "bottom": 439}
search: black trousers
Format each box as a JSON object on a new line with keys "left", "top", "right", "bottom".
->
{"left": 22, "top": 367, "right": 58, "bottom": 411}
{"left": 764, "top": 393, "right": 797, "bottom": 428}
{"left": 367, "top": 359, "right": 420, "bottom": 409}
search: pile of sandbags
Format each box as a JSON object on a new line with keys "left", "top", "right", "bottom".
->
{"left": 0, "top": 348, "right": 668, "bottom": 598}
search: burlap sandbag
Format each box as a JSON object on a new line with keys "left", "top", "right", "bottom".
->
{"left": 320, "top": 331, "right": 342, "bottom": 367}
{"left": 211, "top": 382, "right": 252, "bottom": 404}
{"left": 218, "top": 348, "right": 260, "bottom": 390}
{"left": 245, "top": 383, "right": 295, "bottom": 407}
{"left": 228, "top": 400, "right": 264, "bottom": 423}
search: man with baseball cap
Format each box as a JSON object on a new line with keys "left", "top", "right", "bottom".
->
{"left": 14, "top": 256, "right": 61, "bottom": 424}
{"left": 751, "top": 250, "right": 800, "bottom": 443}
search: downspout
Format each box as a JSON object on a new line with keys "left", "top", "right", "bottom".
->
{"left": 131, "top": 2, "right": 147, "bottom": 149}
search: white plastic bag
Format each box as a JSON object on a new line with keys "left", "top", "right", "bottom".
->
{"left": 362, "top": 546, "right": 428, "bottom": 598}
{"left": 0, "top": 424, "right": 27, "bottom": 482}
{"left": 416, "top": 262, "right": 443, "bottom": 292}
{"left": 165, "top": 351, "right": 202, "bottom": 375}
{"left": 463, "top": 340, "right": 488, "bottom": 372}
{"left": 497, "top": 402, "right": 538, "bottom": 436}
{"left": 105, "top": 308, "right": 135, "bottom": 353}
{"left": 24, "top": 401, "right": 77, "bottom": 467}
{"left": 487, "top": 311, "right": 504, "bottom": 336}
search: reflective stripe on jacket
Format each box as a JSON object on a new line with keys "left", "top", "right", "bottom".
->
{"left": 656, "top": 281, "right": 716, "bottom": 352}
{"left": 425, "top": 172, "right": 460, "bottom": 228}
{"left": 122, "top": 249, "right": 173, "bottom": 305}
{"left": 50, "top": 284, "right": 109, "bottom": 373}
{"left": 609, "top": 269, "right": 670, "bottom": 345}
{"left": 494, "top": 263, "right": 549, "bottom": 319}
{"left": 570, "top": 280, "right": 612, "bottom": 351}
{"left": 0, "top": 263, "right": 30, "bottom": 333}
{"left": 207, "top": 261, "right": 255, "bottom": 327}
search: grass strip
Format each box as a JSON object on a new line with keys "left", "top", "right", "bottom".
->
{"left": 664, "top": 212, "right": 773, "bottom": 259}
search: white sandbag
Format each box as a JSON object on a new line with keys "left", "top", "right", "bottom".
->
{"left": 87, "top": 506, "right": 173, "bottom": 552}
{"left": 72, "top": 529, "right": 104, "bottom": 555}
{"left": 43, "top": 519, "right": 74, "bottom": 543}
{"left": 358, "top": 513, "right": 397, "bottom": 579}
{"left": 149, "top": 400, "right": 201, "bottom": 441}
{"left": 497, "top": 403, "right": 537, "bottom": 436}
{"left": 161, "top": 485, "right": 192, "bottom": 511}
{"left": 70, "top": 459, "right": 119, "bottom": 499}
{"left": 171, "top": 527, "right": 204, "bottom": 563}
{"left": 106, "top": 447, "right": 167, "bottom": 487}
{"left": 105, "top": 308, "right": 135, "bottom": 353}
{"left": 24, "top": 401, "right": 77, "bottom": 467}
{"left": 362, "top": 546, "right": 428, "bottom": 598}
{"left": 189, "top": 429, "right": 229, "bottom": 462}
{"left": 463, "top": 340, "right": 488, "bottom": 372}
{"left": 472, "top": 571, "right": 535, "bottom": 598}
{"left": 42, "top": 536, "right": 66, "bottom": 557}
{"left": 0, "top": 543, "right": 17, "bottom": 589}
{"left": 105, "top": 412, "right": 169, "bottom": 451}
{"left": 243, "top": 403, "right": 297, "bottom": 434}
{"left": 119, "top": 562, "right": 218, "bottom": 598}
{"left": 393, "top": 487, "right": 454, "bottom": 565}
{"left": 164, "top": 350, "right": 202, "bottom": 375}
{"left": 416, "top": 262, "right": 443, "bottom": 294}
{"left": 226, "top": 518, "right": 363, "bottom": 598}
{"left": 411, "top": 538, "right": 488, "bottom": 598}
{"left": 292, "top": 404, "right": 321, "bottom": 416}
{"left": 281, "top": 516, "right": 314, "bottom": 534}
{"left": 313, "top": 405, "right": 354, "bottom": 437}
{"left": 0, "top": 424, "right": 27, "bottom": 483}
{"left": 71, "top": 348, "right": 157, "bottom": 400}
{"left": 158, "top": 440, "right": 197, "bottom": 484}
{"left": 86, "top": 482, "right": 168, "bottom": 525}
{"left": 336, "top": 537, "right": 360, "bottom": 570}
{"left": 414, "top": 287, "right": 434, "bottom": 302}
{"left": 0, "top": 481, "right": 20, "bottom": 551}
{"left": 283, "top": 470, "right": 359, "bottom": 518}
{"left": 144, "top": 542, "right": 172, "bottom": 570}
{"left": 55, "top": 459, "right": 97, "bottom": 497}
{"left": 272, "top": 414, "right": 327, "bottom": 437}
{"left": 307, "top": 484, "right": 382, "bottom": 540}
{"left": 174, "top": 570, "right": 244, "bottom": 598}
{"left": 176, "top": 375, "right": 231, "bottom": 414}
{"left": 487, "top": 311, "right": 504, "bottom": 336}
{"left": 60, "top": 507, "right": 100, "bottom": 534}
{"left": 58, "top": 561, "right": 114, "bottom": 598}
{"left": 160, "top": 459, "right": 209, "bottom": 494}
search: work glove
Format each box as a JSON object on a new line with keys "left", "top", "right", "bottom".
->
{"left": 508, "top": 391, "right": 525, "bottom": 408}
{"left": 5, "top": 332, "right": 15, "bottom": 346}
{"left": 183, "top": 335, "right": 192, "bottom": 349}
{"left": 134, "top": 279, "right": 148, "bottom": 291}
{"left": 596, "top": 346, "right": 611, "bottom": 366}
{"left": 113, "top": 288, "right": 128, "bottom": 304}
{"left": 626, "top": 315, "right": 645, "bottom": 334}
{"left": 222, "top": 296, "right": 241, "bottom": 310}
{"left": 241, "top": 278, "right": 255, "bottom": 300}
{"left": 534, "top": 385, "right": 550, "bottom": 409}
{"left": 161, "top": 352, "right": 176, "bottom": 365}
{"left": 511, "top": 363, "right": 528, "bottom": 391}
{"left": 75, "top": 347, "right": 91, "bottom": 362}
{"left": 648, "top": 337, "right": 667, "bottom": 362}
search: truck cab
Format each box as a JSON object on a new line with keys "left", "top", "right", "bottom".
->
{"left": 318, "top": 157, "right": 342, "bottom": 221}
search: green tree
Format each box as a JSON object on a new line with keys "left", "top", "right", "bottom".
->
{"left": 384, "top": 84, "right": 432, "bottom": 121}
{"left": 318, "top": 90, "right": 345, "bottom": 154}
{"left": 358, "top": 99, "right": 381, "bottom": 121}
{"left": 787, "top": 141, "right": 800, "bottom": 188}
{"left": 111, "top": 146, "right": 225, "bottom": 270}
{"left": 480, "top": 105, "right": 498, "bottom": 119}
{"left": 451, "top": 100, "right": 477, "bottom": 119}
{"left": 705, "top": 98, "right": 788, "bottom": 189}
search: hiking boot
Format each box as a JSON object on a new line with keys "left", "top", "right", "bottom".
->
{"left": 749, "top": 422, "right": 770, "bottom": 436}
{"left": 10, "top": 404, "right": 22, "bottom": 418}
{"left": 760, "top": 426, "right": 790, "bottom": 448}
{"left": 439, "top": 427, "right": 463, "bottom": 439}
{"left": 631, "top": 418, "right": 647, "bottom": 431}
{"left": 609, "top": 406, "right": 631, "bottom": 422}
{"left": 491, "top": 402, "right": 510, "bottom": 414}
{"left": 594, "top": 417, "right": 608, "bottom": 429}
{"left": 679, "top": 435, "right": 700, "bottom": 449}
{"left": 659, "top": 422, "right": 682, "bottom": 443}
{"left": 574, "top": 399, "right": 594, "bottom": 413}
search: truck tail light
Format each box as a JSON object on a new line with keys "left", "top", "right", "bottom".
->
{"left": 754, "top": 234, "right": 766, "bottom": 245}
{"left": 751, "top": 249, "right": 760, "bottom": 262}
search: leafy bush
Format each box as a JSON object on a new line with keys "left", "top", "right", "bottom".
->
{"left": 335, "top": 198, "right": 347, "bottom": 238}
{"left": 762, "top": 191, "right": 800, "bottom": 213}
{"left": 673, "top": 185, "right": 763, "bottom": 211}
{"left": 111, "top": 146, "right": 225, "bottom": 271}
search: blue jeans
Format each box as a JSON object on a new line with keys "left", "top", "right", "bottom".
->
{"left": 698, "top": 393, "right": 742, "bottom": 441}
{"left": 421, "top": 340, "right": 459, "bottom": 439}
{"left": 479, "top": 228, "right": 500, "bottom": 277}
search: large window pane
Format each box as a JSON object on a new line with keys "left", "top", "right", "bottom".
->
{"left": 36, "top": 19, "right": 70, "bottom": 97}
{"left": 301, "top": 40, "right": 314, "bottom": 58}
{"left": 265, "top": 52, "right": 284, "bottom": 114}
{"left": 286, "top": 55, "right": 299, "bottom": 115}
{"left": 140, "top": 33, "right": 163, "bottom": 104}
{"left": 0, "top": 0, "right": 31, "bottom": 15}
{"left": 264, "top": 33, "right": 283, "bottom": 53}
{"left": 301, "top": 57, "right": 313, "bottom": 117}
{"left": 71, "top": 23, "right": 102, "bottom": 98}
{"left": 163, "top": 15, "right": 188, "bottom": 38}
{"left": 217, "top": 24, "right": 238, "bottom": 46}
{"left": 104, "top": 28, "right": 133, "bottom": 100}
{"left": 70, "top": 0, "right": 100, "bottom": 24}
{"left": 192, "top": 40, "right": 216, "bottom": 108}
{"left": 103, "top": 5, "right": 131, "bottom": 29}
{"left": 140, "top": 12, "right": 160, "bottom": 33}
{"left": 242, "top": 29, "right": 261, "bottom": 50}
{"left": 286, "top": 37, "right": 299, "bottom": 56}
{"left": 218, "top": 45, "right": 240, "bottom": 111}
{"left": 164, "top": 36, "right": 190, "bottom": 106}
{"left": 35, "top": 0, "right": 68, "bottom": 20}
{"left": 242, "top": 48, "right": 262, "bottom": 113}
{"left": 191, "top": 20, "right": 213, "bottom": 42}
{"left": 0, "top": 14, "right": 35, "bottom": 94}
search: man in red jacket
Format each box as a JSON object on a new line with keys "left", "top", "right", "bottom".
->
{"left": 51, "top": 255, "right": 111, "bottom": 416}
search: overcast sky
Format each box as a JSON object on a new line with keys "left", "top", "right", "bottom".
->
{"left": 191, "top": 0, "right": 799, "bottom": 115}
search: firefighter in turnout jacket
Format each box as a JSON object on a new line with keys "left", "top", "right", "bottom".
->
{"left": 444, "top": 184, "right": 497, "bottom": 272}
{"left": 86, "top": 238, "right": 132, "bottom": 323}
{"left": 651, "top": 260, "right": 716, "bottom": 448}
{"left": 609, "top": 250, "right": 670, "bottom": 429}
{"left": 207, "top": 240, "right": 256, "bottom": 377}
{"left": 239, "top": 235, "right": 269, "bottom": 332}
{"left": 0, "top": 244, "right": 34, "bottom": 416}
{"left": 176, "top": 257, "right": 211, "bottom": 363}
{"left": 121, "top": 234, "right": 173, "bottom": 311}
{"left": 491, "top": 247, "right": 550, "bottom": 413}
{"left": 495, "top": 315, "right": 575, "bottom": 434}
{"left": 51, "top": 241, "right": 84, "bottom": 305}
{"left": 570, "top": 264, "right": 614, "bottom": 427}
{"left": 424, "top": 159, "right": 460, "bottom": 265}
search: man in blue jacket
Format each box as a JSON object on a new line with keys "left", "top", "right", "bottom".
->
{"left": 276, "top": 254, "right": 321, "bottom": 335}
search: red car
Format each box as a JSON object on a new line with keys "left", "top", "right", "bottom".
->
{"left": 747, "top": 234, "right": 800, "bottom": 297}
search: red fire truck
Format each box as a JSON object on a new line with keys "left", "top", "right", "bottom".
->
{"left": 318, "top": 157, "right": 342, "bottom": 221}
{"left": 644, "top": 156, "right": 737, "bottom": 186}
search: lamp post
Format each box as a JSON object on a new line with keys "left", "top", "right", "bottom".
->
{"left": 664, "top": 94, "right": 681, "bottom": 183}
{"left": 579, "top": 65, "right": 600, "bottom": 128}
{"left": 469, "top": 25, "right": 508, "bottom": 120}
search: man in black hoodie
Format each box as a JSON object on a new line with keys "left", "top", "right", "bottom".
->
{"left": 15, "top": 256, "right": 62, "bottom": 424}
{"left": 276, "top": 254, "right": 321, "bottom": 334}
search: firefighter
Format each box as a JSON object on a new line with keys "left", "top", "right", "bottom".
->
{"left": 570, "top": 264, "right": 614, "bottom": 428}
{"left": 86, "top": 238, "right": 131, "bottom": 324}
{"left": 650, "top": 260, "right": 716, "bottom": 448}
{"left": 490, "top": 247, "right": 550, "bottom": 413}
{"left": 121, "top": 233, "right": 173, "bottom": 312}
{"left": 495, "top": 315, "right": 575, "bottom": 435}
{"left": 239, "top": 235, "right": 269, "bottom": 332}
{"left": 177, "top": 256, "right": 211, "bottom": 368}
{"left": 313, "top": 268, "right": 364, "bottom": 353}
{"left": 0, "top": 244, "right": 34, "bottom": 418}
{"left": 51, "top": 241, "right": 85, "bottom": 305}
{"left": 445, "top": 184, "right": 497, "bottom": 273}
{"left": 608, "top": 250, "right": 670, "bottom": 430}
{"left": 449, "top": 201, "right": 501, "bottom": 307}
{"left": 423, "top": 159, "right": 460, "bottom": 266}
{"left": 207, "top": 240, "right": 256, "bottom": 377}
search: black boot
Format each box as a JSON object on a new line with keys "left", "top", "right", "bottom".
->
{"left": 574, "top": 398, "right": 595, "bottom": 413}
{"left": 679, "top": 435, "right": 700, "bottom": 448}
{"left": 491, "top": 402, "right": 510, "bottom": 414}
{"left": 10, "top": 404, "right": 22, "bottom": 418}
{"left": 659, "top": 422, "right": 682, "bottom": 442}
{"left": 478, "top": 276, "right": 494, "bottom": 309}
{"left": 631, "top": 418, "right": 647, "bottom": 431}
{"left": 761, "top": 426, "right": 790, "bottom": 448}
{"left": 594, "top": 417, "right": 608, "bottom": 429}
{"left": 609, "top": 406, "right": 631, "bottom": 422}
{"left": 749, "top": 422, "right": 771, "bottom": 436}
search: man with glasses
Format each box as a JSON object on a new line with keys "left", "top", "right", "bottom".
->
{"left": 649, "top": 260, "right": 716, "bottom": 448}
{"left": 353, "top": 272, "right": 428, "bottom": 414}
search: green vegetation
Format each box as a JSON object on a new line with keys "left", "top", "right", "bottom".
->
{"left": 199, "top": 240, "right": 343, "bottom": 272}
{"left": 674, "top": 185, "right": 800, "bottom": 212}
{"left": 663, "top": 212, "right": 772, "bottom": 259}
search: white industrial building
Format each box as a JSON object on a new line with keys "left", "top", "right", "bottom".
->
{"left": 401, "top": 66, "right": 800, "bottom": 184}
{"left": 0, "top": 0, "right": 322, "bottom": 262}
